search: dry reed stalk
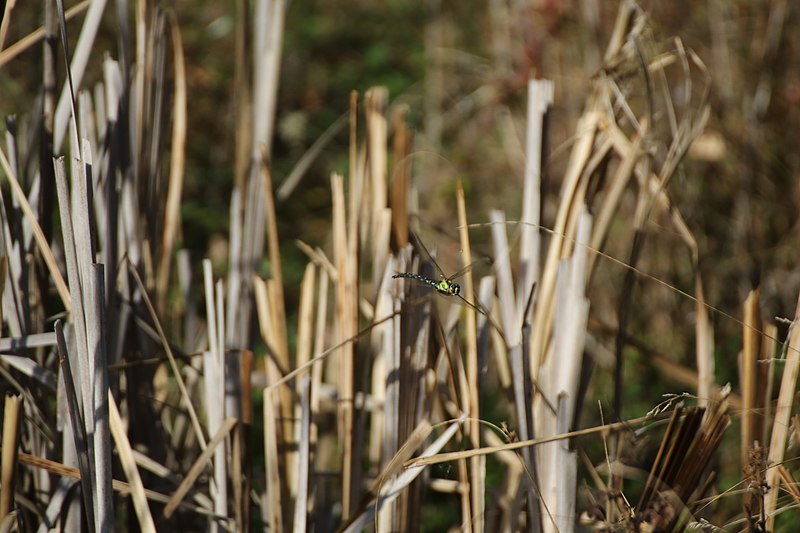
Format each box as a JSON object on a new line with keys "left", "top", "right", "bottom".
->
{"left": 52, "top": 0, "right": 107, "bottom": 152}
{"left": 0, "top": 148, "right": 70, "bottom": 310}
{"left": 239, "top": 349, "right": 255, "bottom": 522}
{"left": 489, "top": 208, "right": 540, "bottom": 530}
{"left": 490, "top": 210, "right": 515, "bottom": 340}
{"left": 741, "top": 288, "right": 762, "bottom": 467}
{"left": 694, "top": 277, "right": 715, "bottom": 409}
{"left": 163, "top": 417, "right": 237, "bottom": 520}
{"left": 87, "top": 264, "right": 113, "bottom": 531}
{"left": 586, "top": 120, "right": 646, "bottom": 275}
{"left": 517, "top": 78, "right": 551, "bottom": 326}
{"left": 54, "top": 319, "right": 94, "bottom": 530}
{"left": 232, "top": 0, "right": 251, "bottom": 189}
{"left": 227, "top": 349, "right": 251, "bottom": 531}
{"left": 372, "top": 209, "right": 393, "bottom": 304}
{"left": 406, "top": 410, "right": 670, "bottom": 469}
{"left": 0, "top": 393, "right": 21, "bottom": 522}
{"left": 331, "top": 172, "right": 357, "bottom": 519}
{"left": 309, "top": 266, "right": 329, "bottom": 431}
{"left": 760, "top": 323, "right": 777, "bottom": 445}
{"left": 291, "top": 265, "right": 315, "bottom": 526}
{"left": 0, "top": 0, "right": 89, "bottom": 67}
{"left": 390, "top": 106, "right": 411, "bottom": 248}
{"left": 496, "top": 80, "right": 554, "bottom": 531}
{"left": 0, "top": 353, "right": 56, "bottom": 392}
{"left": 292, "top": 375, "right": 312, "bottom": 531}
{"left": 456, "top": 181, "right": 484, "bottom": 531}
{"left": 263, "top": 387, "right": 283, "bottom": 531}
{"left": 108, "top": 392, "right": 156, "bottom": 532}
{"left": 778, "top": 465, "right": 800, "bottom": 503}
{"left": 252, "top": 0, "right": 285, "bottom": 158}
{"left": 155, "top": 12, "right": 186, "bottom": 310}
{"left": 764, "top": 293, "right": 800, "bottom": 530}
{"left": 544, "top": 210, "right": 591, "bottom": 531}
{"left": 368, "top": 244, "right": 390, "bottom": 400}
{"left": 525, "top": 105, "right": 597, "bottom": 530}
{"left": 259, "top": 155, "right": 295, "bottom": 511}
{"left": 210, "top": 281, "right": 229, "bottom": 529}
{"left": 366, "top": 89, "right": 387, "bottom": 247}
{"left": 54, "top": 136, "right": 114, "bottom": 529}
{"left": 370, "top": 261, "right": 396, "bottom": 529}
{"left": 0, "top": 1, "right": 12, "bottom": 50}
{"left": 261, "top": 155, "right": 289, "bottom": 375}
{"left": 296, "top": 264, "right": 316, "bottom": 380}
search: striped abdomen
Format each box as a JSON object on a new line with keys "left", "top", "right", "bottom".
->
{"left": 392, "top": 273, "right": 461, "bottom": 296}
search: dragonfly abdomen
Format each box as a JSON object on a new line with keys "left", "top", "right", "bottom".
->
{"left": 392, "top": 272, "right": 461, "bottom": 296}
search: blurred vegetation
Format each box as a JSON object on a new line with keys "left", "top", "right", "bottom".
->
{"left": 1, "top": 0, "right": 799, "bottom": 530}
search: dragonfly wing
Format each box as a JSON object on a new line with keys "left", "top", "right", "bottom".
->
{"left": 455, "top": 293, "right": 489, "bottom": 318}
{"left": 411, "top": 231, "right": 494, "bottom": 282}
{"left": 448, "top": 255, "right": 494, "bottom": 282}
{"left": 410, "top": 232, "right": 449, "bottom": 280}
{"left": 456, "top": 292, "right": 507, "bottom": 343}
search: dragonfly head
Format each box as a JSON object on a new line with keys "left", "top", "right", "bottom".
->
{"left": 448, "top": 283, "right": 461, "bottom": 296}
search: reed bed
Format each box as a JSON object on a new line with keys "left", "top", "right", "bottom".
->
{"left": 0, "top": 1, "right": 798, "bottom": 532}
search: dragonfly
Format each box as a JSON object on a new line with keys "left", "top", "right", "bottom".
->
{"left": 392, "top": 232, "right": 492, "bottom": 319}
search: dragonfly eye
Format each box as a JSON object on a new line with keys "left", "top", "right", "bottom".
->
{"left": 450, "top": 283, "right": 461, "bottom": 296}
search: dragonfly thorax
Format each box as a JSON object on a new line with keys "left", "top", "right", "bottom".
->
{"left": 435, "top": 280, "right": 460, "bottom": 296}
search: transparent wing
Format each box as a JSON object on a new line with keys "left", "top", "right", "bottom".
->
{"left": 410, "top": 231, "right": 492, "bottom": 281}
{"left": 448, "top": 255, "right": 493, "bottom": 282}
{"left": 410, "top": 232, "right": 449, "bottom": 280}
{"left": 455, "top": 293, "right": 489, "bottom": 318}
{"left": 456, "top": 291, "right": 507, "bottom": 344}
